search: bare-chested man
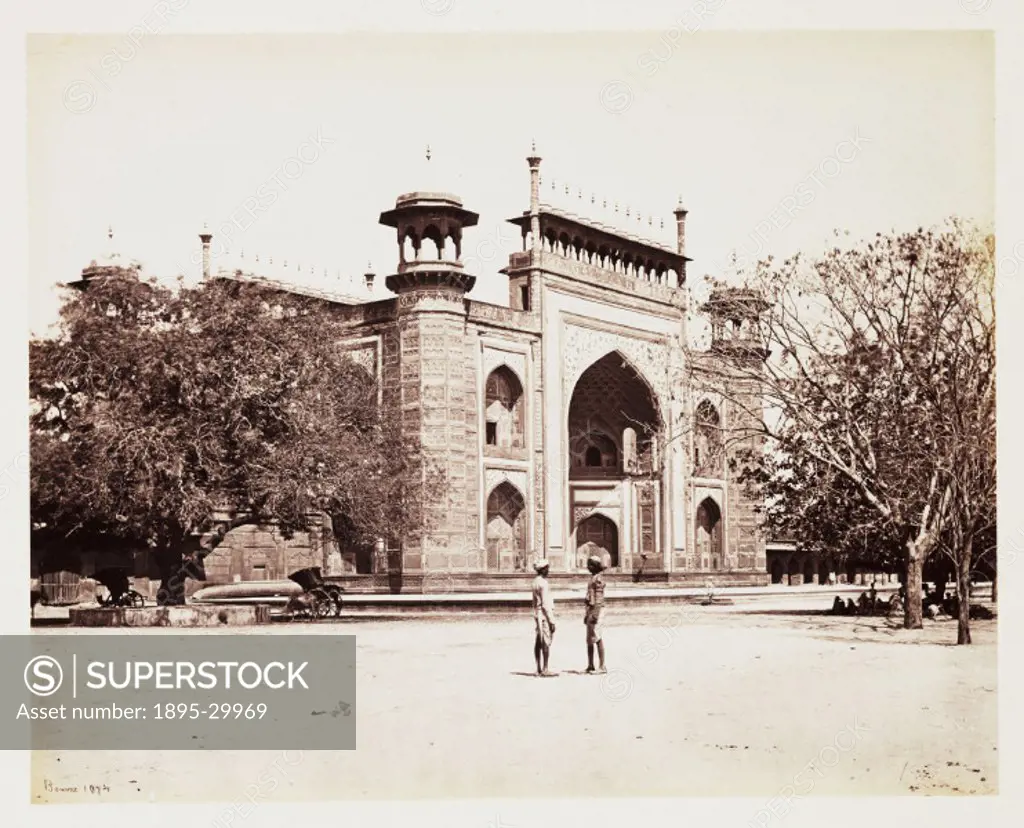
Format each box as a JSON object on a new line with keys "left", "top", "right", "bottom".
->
{"left": 532, "top": 559, "right": 556, "bottom": 676}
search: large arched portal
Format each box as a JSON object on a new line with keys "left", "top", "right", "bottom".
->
{"left": 696, "top": 497, "right": 723, "bottom": 570}
{"left": 568, "top": 352, "right": 661, "bottom": 477}
{"left": 485, "top": 481, "right": 527, "bottom": 572}
{"left": 567, "top": 351, "right": 661, "bottom": 572}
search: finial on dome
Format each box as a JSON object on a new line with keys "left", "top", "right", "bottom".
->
{"left": 426, "top": 144, "right": 432, "bottom": 162}
{"left": 107, "top": 225, "right": 114, "bottom": 241}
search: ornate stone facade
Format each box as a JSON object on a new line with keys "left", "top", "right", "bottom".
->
{"left": 204, "top": 151, "right": 766, "bottom": 584}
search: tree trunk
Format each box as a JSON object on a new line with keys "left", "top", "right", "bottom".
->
{"left": 155, "top": 548, "right": 187, "bottom": 606}
{"left": 991, "top": 569, "right": 997, "bottom": 603}
{"left": 904, "top": 543, "right": 924, "bottom": 629}
{"left": 956, "top": 535, "right": 973, "bottom": 645}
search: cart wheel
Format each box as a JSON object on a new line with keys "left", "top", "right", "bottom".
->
{"left": 128, "top": 590, "right": 146, "bottom": 608}
{"left": 311, "top": 590, "right": 331, "bottom": 619}
{"left": 328, "top": 588, "right": 343, "bottom": 616}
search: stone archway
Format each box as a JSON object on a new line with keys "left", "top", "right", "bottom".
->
{"left": 696, "top": 497, "right": 723, "bottom": 570}
{"left": 770, "top": 557, "right": 785, "bottom": 584}
{"left": 567, "top": 351, "right": 661, "bottom": 476}
{"left": 486, "top": 481, "right": 527, "bottom": 572}
{"left": 484, "top": 365, "right": 525, "bottom": 450}
{"left": 576, "top": 514, "right": 619, "bottom": 569}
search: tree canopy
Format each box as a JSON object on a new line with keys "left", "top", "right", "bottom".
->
{"left": 695, "top": 219, "right": 995, "bottom": 640}
{"left": 31, "top": 272, "right": 414, "bottom": 602}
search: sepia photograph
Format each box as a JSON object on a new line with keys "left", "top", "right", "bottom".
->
{"left": 6, "top": 2, "right": 1010, "bottom": 822}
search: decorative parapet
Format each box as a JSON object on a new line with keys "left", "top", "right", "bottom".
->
{"left": 503, "top": 250, "right": 683, "bottom": 307}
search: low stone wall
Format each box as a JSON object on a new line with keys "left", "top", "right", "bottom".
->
{"left": 69, "top": 604, "right": 271, "bottom": 627}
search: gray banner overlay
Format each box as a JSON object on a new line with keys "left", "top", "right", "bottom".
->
{"left": 2, "top": 635, "right": 355, "bottom": 750}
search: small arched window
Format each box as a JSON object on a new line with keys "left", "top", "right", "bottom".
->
{"left": 571, "top": 432, "right": 618, "bottom": 473}
{"left": 694, "top": 400, "right": 723, "bottom": 478}
{"left": 485, "top": 366, "right": 525, "bottom": 450}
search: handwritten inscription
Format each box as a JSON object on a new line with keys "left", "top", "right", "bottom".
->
{"left": 42, "top": 779, "right": 112, "bottom": 796}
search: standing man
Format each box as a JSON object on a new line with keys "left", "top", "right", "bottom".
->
{"left": 584, "top": 554, "right": 607, "bottom": 674}
{"left": 532, "top": 559, "right": 556, "bottom": 676}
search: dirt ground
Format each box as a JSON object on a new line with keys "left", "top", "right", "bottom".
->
{"left": 31, "top": 603, "right": 997, "bottom": 803}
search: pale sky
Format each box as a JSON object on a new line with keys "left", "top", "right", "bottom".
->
{"left": 28, "top": 31, "right": 993, "bottom": 336}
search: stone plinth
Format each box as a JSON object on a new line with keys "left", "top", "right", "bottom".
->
{"left": 69, "top": 604, "right": 271, "bottom": 627}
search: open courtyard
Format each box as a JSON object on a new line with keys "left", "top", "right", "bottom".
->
{"left": 32, "top": 599, "right": 997, "bottom": 803}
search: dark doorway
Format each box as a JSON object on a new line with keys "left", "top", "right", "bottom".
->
{"left": 577, "top": 514, "right": 619, "bottom": 569}
{"left": 696, "top": 497, "right": 723, "bottom": 570}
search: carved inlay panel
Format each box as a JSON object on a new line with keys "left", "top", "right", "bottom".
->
{"left": 573, "top": 505, "right": 620, "bottom": 528}
{"left": 398, "top": 289, "right": 465, "bottom": 313}
{"left": 562, "top": 322, "right": 670, "bottom": 409}
{"left": 485, "top": 467, "right": 528, "bottom": 497}
{"left": 482, "top": 348, "right": 528, "bottom": 385}
{"left": 572, "top": 505, "right": 593, "bottom": 526}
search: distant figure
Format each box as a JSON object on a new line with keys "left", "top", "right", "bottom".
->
{"left": 633, "top": 552, "right": 648, "bottom": 583}
{"left": 845, "top": 598, "right": 857, "bottom": 614}
{"left": 942, "top": 592, "right": 959, "bottom": 617}
{"left": 832, "top": 595, "right": 846, "bottom": 615}
{"left": 888, "top": 593, "right": 904, "bottom": 617}
{"left": 584, "top": 554, "right": 607, "bottom": 674}
{"left": 531, "top": 559, "right": 556, "bottom": 676}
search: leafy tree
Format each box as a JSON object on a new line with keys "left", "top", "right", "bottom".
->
{"left": 740, "top": 446, "right": 904, "bottom": 577}
{"left": 31, "top": 271, "right": 418, "bottom": 604}
{"left": 692, "top": 219, "right": 995, "bottom": 639}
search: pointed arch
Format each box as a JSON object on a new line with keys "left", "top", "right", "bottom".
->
{"left": 401, "top": 227, "right": 419, "bottom": 262}
{"left": 576, "top": 513, "right": 619, "bottom": 569}
{"left": 486, "top": 481, "right": 527, "bottom": 572}
{"left": 569, "top": 348, "right": 663, "bottom": 427}
{"left": 696, "top": 497, "right": 723, "bottom": 570}
{"left": 484, "top": 365, "right": 525, "bottom": 450}
{"left": 694, "top": 398, "right": 724, "bottom": 478}
{"left": 568, "top": 350, "right": 661, "bottom": 479}
{"left": 422, "top": 224, "right": 444, "bottom": 259}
